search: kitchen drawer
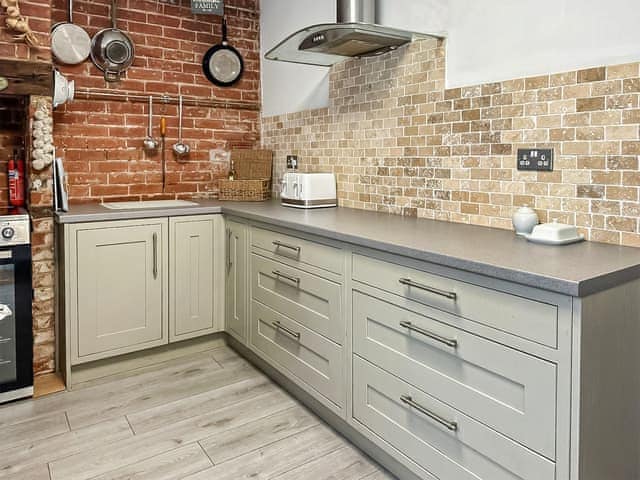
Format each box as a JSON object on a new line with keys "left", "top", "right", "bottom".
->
{"left": 352, "top": 254, "right": 558, "bottom": 348}
{"left": 251, "top": 254, "right": 343, "bottom": 344}
{"left": 353, "top": 291, "right": 557, "bottom": 459}
{"left": 250, "top": 300, "right": 344, "bottom": 408}
{"left": 353, "top": 356, "right": 555, "bottom": 480}
{"left": 252, "top": 226, "right": 343, "bottom": 276}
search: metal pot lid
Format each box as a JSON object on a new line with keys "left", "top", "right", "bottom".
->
{"left": 51, "top": 24, "right": 91, "bottom": 64}
{"left": 207, "top": 49, "right": 242, "bottom": 84}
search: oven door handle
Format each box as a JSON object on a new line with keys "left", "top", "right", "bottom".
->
{"left": 0, "top": 250, "right": 15, "bottom": 265}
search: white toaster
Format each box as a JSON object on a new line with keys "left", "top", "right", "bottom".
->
{"left": 280, "top": 173, "right": 337, "bottom": 209}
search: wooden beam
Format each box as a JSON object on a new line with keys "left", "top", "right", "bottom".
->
{"left": 0, "top": 59, "right": 51, "bottom": 97}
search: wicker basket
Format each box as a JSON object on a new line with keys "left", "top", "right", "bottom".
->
{"left": 218, "top": 149, "right": 273, "bottom": 201}
{"left": 218, "top": 178, "right": 271, "bottom": 202}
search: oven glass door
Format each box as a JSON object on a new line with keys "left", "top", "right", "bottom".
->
{"left": 0, "top": 245, "right": 32, "bottom": 395}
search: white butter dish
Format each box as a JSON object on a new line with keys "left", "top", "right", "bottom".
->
{"left": 523, "top": 220, "right": 585, "bottom": 245}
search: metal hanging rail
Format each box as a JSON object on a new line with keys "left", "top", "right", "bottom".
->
{"left": 73, "top": 89, "right": 261, "bottom": 112}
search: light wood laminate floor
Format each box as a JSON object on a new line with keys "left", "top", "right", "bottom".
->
{"left": 0, "top": 345, "right": 394, "bottom": 480}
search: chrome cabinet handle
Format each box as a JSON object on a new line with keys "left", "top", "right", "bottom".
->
{"left": 400, "top": 395, "right": 458, "bottom": 432}
{"left": 399, "top": 278, "right": 457, "bottom": 300}
{"left": 272, "top": 320, "right": 301, "bottom": 340}
{"left": 272, "top": 240, "right": 301, "bottom": 254}
{"left": 226, "top": 228, "right": 232, "bottom": 271}
{"left": 272, "top": 270, "right": 300, "bottom": 285}
{"left": 152, "top": 232, "right": 158, "bottom": 279}
{"left": 400, "top": 321, "right": 458, "bottom": 348}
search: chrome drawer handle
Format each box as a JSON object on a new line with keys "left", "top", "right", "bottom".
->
{"left": 399, "top": 278, "right": 457, "bottom": 300}
{"left": 152, "top": 232, "right": 158, "bottom": 279}
{"left": 400, "top": 321, "right": 458, "bottom": 348}
{"left": 272, "top": 240, "right": 301, "bottom": 254}
{"left": 226, "top": 228, "right": 232, "bottom": 271}
{"left": 272, "top": 321, "right": 301, "bottom": 340}
{"left": 272, "top": 270, "right": 300, "bottom": 285}
{"left": 400, "top": 395, "right": 458, "bottom": 432}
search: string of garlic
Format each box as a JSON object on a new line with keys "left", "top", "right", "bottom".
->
{"left": 32, "top": 100, "right": 53, "bottom": 171}
{"left": 1, "top": 0, "right": 39, "bottom": 48}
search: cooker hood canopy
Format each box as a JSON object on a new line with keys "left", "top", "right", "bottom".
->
{"left": 265, "top": 0, "right": 443, "bottom": 67}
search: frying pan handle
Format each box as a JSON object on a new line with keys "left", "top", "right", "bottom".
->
{"left": 104, "top": 69, "right": 120, "bottom": 82}
{"left": 222, "top": 17, "right": 228, "bottom": 44}
{"left": 68, "top": 0, "right": 73, "bottom": 23}
{"left": 111, "top": 0, "right": 117, "bottom": 29}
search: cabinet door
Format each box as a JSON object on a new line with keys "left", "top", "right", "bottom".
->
{"left": 72, "top": 219, "right": 168, "bottom": 363}
{"left": 225, "top": 220, "right": 247, "bottom": 342}
{"left": 170, "top": 215, "right": 222, "bottom": 342}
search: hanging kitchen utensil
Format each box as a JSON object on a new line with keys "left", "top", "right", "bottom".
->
{"left": 90, "top": 0, "right": 135, "bottom": 82}
{"left": 51, "top": 0, "right": 91, "bottom": 65}
{"left": 172, "top": 96, "right": 190, "bottom": 158}
{"left": 202, "top": 17, "right": 244, "bottom": 87}
{"left": 160, "top": 114, "right": 167, "bottom": 191}
{"left": 143, "top": 96, "right": 159, "bottom": 151}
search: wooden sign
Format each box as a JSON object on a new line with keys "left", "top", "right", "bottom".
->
{"left": 191, "top": 0, "right": 223, "bottom": 14}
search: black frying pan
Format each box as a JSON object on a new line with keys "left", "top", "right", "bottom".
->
{"left": 202, "top": 17, "right": 244, "bottom": 87}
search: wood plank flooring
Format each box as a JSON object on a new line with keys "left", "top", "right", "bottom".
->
{"left": 0, "top": 345, "right": 395, "bottom": 480}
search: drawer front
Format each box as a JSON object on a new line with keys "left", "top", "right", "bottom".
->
{"left": 250, "top": 300, "right": 344, "bottom": 408}
{"left": 251, "top": 254, "right": 343, "bottom": 344}
{"left": 352, "top": 254, "right": 558, "bottom": 348}
{"left": 353, "top": 291, "right": 557, "bottom": 459}
{"left": 252, "top": 226, "right": 343, "bottom": 276}
{"left": 353, "top": 356, "right": 555, "bottom": 480}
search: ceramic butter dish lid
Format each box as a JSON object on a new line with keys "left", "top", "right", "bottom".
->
{"left": 523, "top": 220, "right": 585, "bottom": 245}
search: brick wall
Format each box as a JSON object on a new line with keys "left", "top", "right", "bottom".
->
{"left": 262, "top": 39, "right": 640, "bottom": 247}
{"left": 0, "top": 0, "right": 50, "bottom": 62}
{"left": 52, "top": 0, "right": 261, "bottom": 202}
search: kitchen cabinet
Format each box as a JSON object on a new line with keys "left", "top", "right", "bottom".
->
{"left": 63, "top": 214, "right": 224, "bottom": 376}
{"left": 170, "top": 215, "right": 223, "bottom": 342}
{"left": 67, "top": 219, "right": 168, "bottom": 364}
{"left": 225, "top": 219, "right": 248, "bottom": 342}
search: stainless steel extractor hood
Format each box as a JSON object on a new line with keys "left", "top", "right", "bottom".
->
{"left": 265, "top": 0, "right": 443, "bottom": 67}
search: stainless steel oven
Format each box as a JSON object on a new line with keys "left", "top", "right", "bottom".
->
{"left": 0, "top": 210, "right": 32, "bottom": 403}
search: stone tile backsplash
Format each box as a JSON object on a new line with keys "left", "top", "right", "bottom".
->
{"left": 261, "top": 39, "right": 640, "bottom": 247}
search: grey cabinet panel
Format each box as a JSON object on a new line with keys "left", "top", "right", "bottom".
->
{"left": 353, "top": 356, "right": 555, "bottom": 480}
{"left": 352, "top": 253, "right": 559, "bottom": 348}
{"left": 251, "top": 226, "right": 343, "bottom": 276}
{"left": 73, "top": 220, "right": 168, "bottom": 362}
{"left": 249, "top": 299, "right": 344, "bottom": 409}
{"left": 170, "top": 216, "right": 220, "bottom": 342}
{"left": 353, "top": 290, "right": 557, "bottom": 459}
{"left": 225, "top": 220, "right": 248, "bottom": 342}
{"left": 251, "top": 254, "right": 343, "bottom": 345}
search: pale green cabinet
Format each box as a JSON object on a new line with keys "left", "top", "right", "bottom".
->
{"left": 169, "top": 215, "right": 224, "bottom": 342}
{"left": 68, "top": 219, "right": 169, "bottom": 364}
{"left": 225, "top": 220, "right": 247, "bottom": 342}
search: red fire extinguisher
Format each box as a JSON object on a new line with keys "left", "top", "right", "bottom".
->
{"left": 8, "top": 148, "right": 25, "bottom": 207}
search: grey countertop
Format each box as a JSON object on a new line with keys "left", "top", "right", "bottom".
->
{"left": 56, "top": 200, "right": 640, "bottom": 297}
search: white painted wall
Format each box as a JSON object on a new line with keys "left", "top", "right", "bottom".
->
{"left": 261, "top": 0, "right": 640, "bottom": 116}
{"left": 260, "top": 0, "right": 334, "bottom": 117}
{"left": 447, "top": 0, "right": 640, "bottom": 88}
